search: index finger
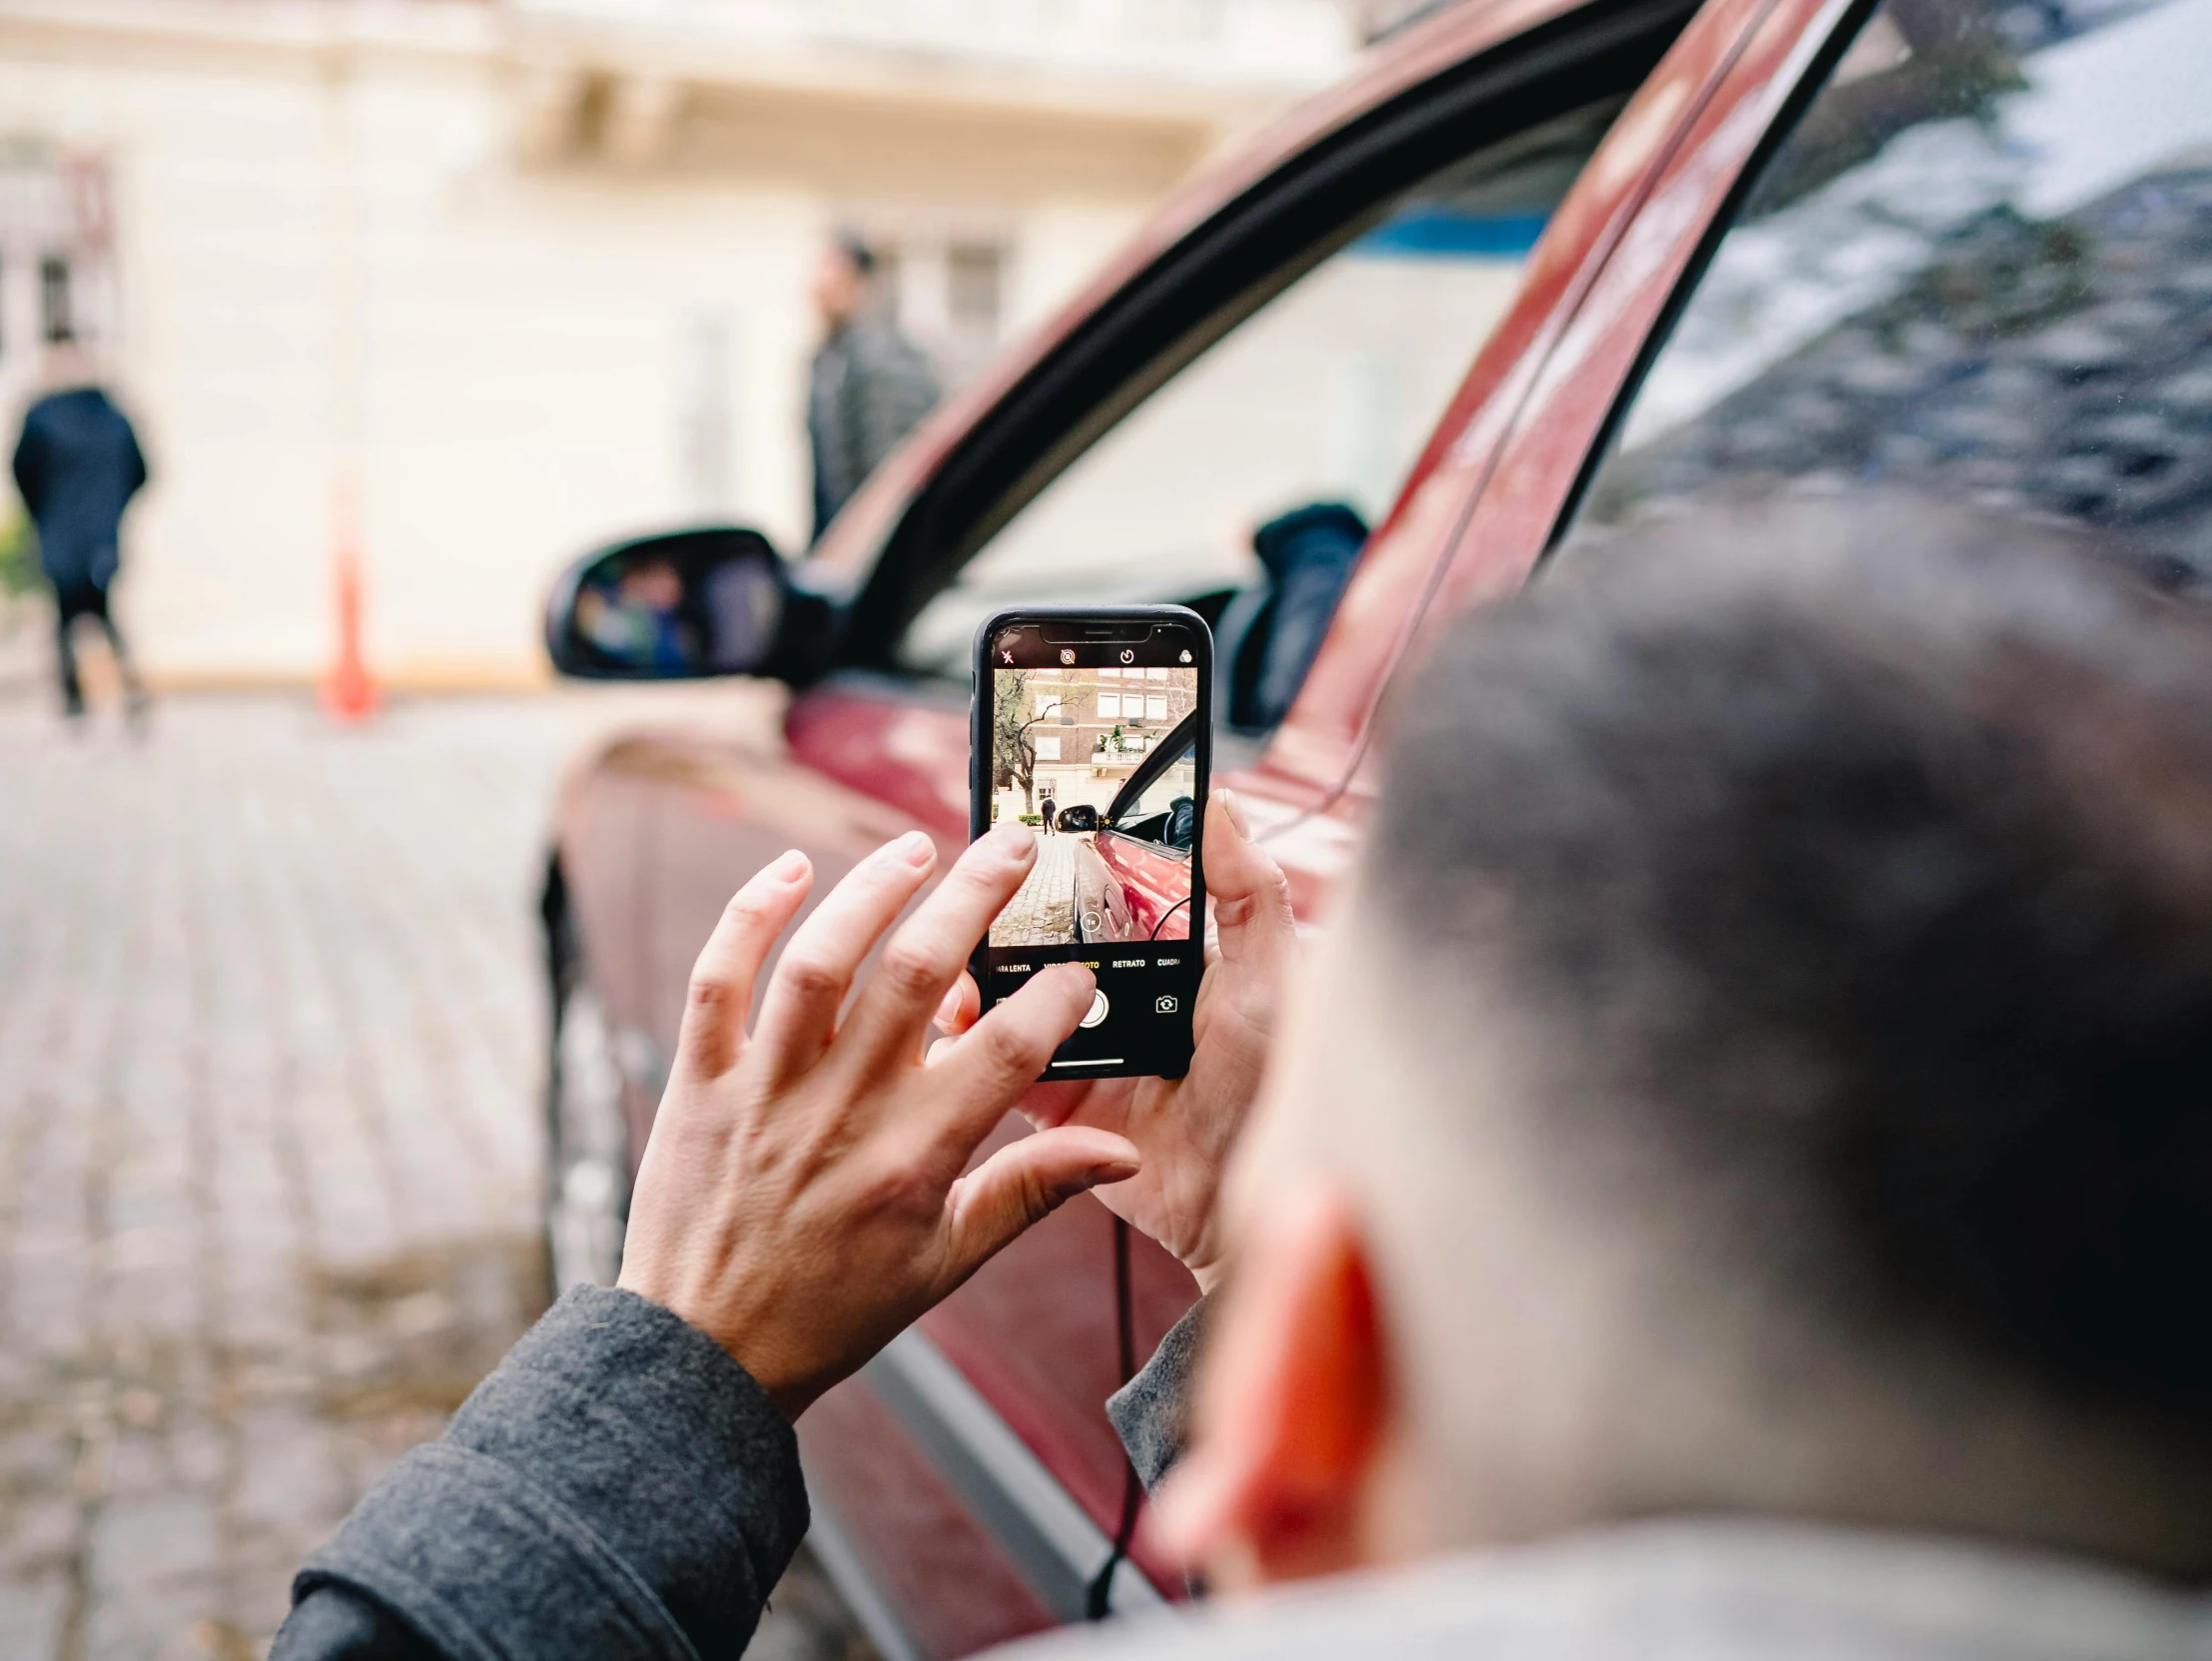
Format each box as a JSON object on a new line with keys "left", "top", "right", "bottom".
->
{"left": 836, "top": 823, "right": 1037, "bottom": 1072}
{"left": 932, "top": 963, "right": 1098, "bottom": 1136}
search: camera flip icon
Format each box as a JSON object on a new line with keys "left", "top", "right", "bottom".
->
{"left": 1153, "top": 994, "right": 1179, "bottom": 1016}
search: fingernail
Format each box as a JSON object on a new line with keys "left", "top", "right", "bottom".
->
{"left": 990, "top": 821, "right": 1033, "bottom": 852}
{"left": 768, "top": 849, "right": 808, "bottom": 882}
{"left": 890, "top": 830, "right": 935, "bottom": 867}
{"left": 1092, "top": 1136, "right": 1141, "bottom": 1183}
{"left": 1216, "top": 788, "right": 1251, "bottom": 838}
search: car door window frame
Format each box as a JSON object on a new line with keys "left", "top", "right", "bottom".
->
{"left": 1101, "top": 713, "right": 1199, "bottom": 857}
{"left": 834, "top": 0, "right": 1705, "bottom": 673}
{"left": 1544, "top": 0, "right": 1882, "bottom": 553}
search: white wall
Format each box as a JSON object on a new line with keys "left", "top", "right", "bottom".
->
{"left": 0, "top": 19, "right": 1230, "bottom": 686}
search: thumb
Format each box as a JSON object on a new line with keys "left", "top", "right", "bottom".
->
{"left": 1203, "top": 790, "right": 1295, "bottom": 970}
{"left": 944, "top": 1127, "right": 1140, "bottom": 1278}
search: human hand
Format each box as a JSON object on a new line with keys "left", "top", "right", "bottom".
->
{"left": 617, "top": 824, "right": 1142, "bottom": 1419}
{"left": 934, "top": 791, "right": 1295, "bottom": 1294}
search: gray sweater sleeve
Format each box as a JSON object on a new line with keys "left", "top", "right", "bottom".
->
{"left": 1105, "top": 1296, "right": 1208, "bottom": 1492}
{"left": 278, "top": 1284, "right": 808, "bottom": 1661}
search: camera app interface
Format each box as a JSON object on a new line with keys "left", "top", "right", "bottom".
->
{"left": 983, "top": 621, "right": 1203, "bottom": 1076}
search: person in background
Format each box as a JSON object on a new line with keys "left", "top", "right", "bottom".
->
{"left": 1039, "top": 792, "right": 1058, "bottom": 835}
{"left": 275, "top": 496, "right": 2212, "bottom": 1661}
{"left": 807, "top": 231, "right": 939, "bottom": 543}
{"left": 12, "top": 329, "right": 150, "bottom": 724}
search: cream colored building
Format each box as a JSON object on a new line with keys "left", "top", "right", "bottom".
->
{"left": 0, "top": 0, "right": 1354, "bottom": 688}
{"left": 992, "top": 662, "right": 1197, "bottom": 822}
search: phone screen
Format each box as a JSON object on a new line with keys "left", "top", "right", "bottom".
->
{"left": 974, "top": 611, "right": 1208, "bottom": 1079}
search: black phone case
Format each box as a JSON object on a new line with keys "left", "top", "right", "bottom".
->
{"left": 970, "top": 606, "right": 1212, "bottom": 1080}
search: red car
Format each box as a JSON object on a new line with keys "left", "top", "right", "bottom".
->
{"left": 539, "top": 0, "right": 2211, "bottom": 1647}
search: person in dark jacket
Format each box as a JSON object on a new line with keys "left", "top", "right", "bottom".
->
{"left": 1039, "top": 792, "right": 1058, "bottom": 834}
{"left": 12, "top": 334, "right": 149, "bottom": 721}
{"left": 807, "top": 233, "right": 940, "bottom": 542}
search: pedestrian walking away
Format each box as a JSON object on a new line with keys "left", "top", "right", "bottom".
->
{"left": 12, "top": 330, "right": 149, "bottom": 723}
{"left": 1039, "top": 793, "right": 1057, "bottom": 834}
{"left": 806, "top": 231, "right": 940, "bottom": 543}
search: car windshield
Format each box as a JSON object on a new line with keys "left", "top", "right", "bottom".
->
{"left": 1566, "top": 0, "right": 2212, "bottom": 580}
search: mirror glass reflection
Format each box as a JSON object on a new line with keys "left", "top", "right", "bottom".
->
{"left": 559, "top": 531, "right": 782, "bottom": 679}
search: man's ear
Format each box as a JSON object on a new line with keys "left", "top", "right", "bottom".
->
{"left": 1150, "top": 1183, "right": 1391, "bottom": 1587}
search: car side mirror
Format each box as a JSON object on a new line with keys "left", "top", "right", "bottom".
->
{"left": 1057, "top": 804, "right": 1098, "bottom": 833}
{"left": 546, "top": 526, "right": 815, "bottom": 681}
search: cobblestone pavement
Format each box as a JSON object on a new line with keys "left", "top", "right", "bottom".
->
{"left": 0, "top": 691, "right": 872, "bottom": 1661}
{"left": 988, "top": 830, "right": 1076, "bottom": 948}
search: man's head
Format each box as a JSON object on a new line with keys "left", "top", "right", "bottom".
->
{"left": 812, "top": 231, "right": 877, "bottom": 332}
{"left": 1159, "top": 496, "right": 2212, "bottom": 1587}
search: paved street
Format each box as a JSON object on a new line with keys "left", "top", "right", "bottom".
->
{"left": 0, "top": 688, "right": 872, "bottom": 1660}
{"left": 989, "top": 830, "right": 1077, "bottom": 947}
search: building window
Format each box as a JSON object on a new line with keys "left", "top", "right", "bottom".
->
{"left": 0, "top": 154, "right": 114, "bottom": 364}
{"left": 877, "top": 230, "right": 1011, "bottom": 388}
{"left": 40, "top": 256, "right": 70, "bottom": 342}
{"left": 1097, "top": 692, "right": 1120, "bottom": 717}
{"left": 1034, "top": 736, "right": 1061, "bottom": 761}
{"left": 1034, "top": 692, "right": 1063, "bottom": 718}
{"left": 1144, "top": 694, "right": 1167, "bottom": 721}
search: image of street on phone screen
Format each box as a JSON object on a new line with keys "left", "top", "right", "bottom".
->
{"left": 988, "top": 657, "right": 1198, "bottom": 948}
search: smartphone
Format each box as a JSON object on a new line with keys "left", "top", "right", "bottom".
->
{"left": 971, "top": 607, "right": 1211, "bottom": 1080}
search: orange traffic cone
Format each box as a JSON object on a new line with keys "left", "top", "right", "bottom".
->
{"left": 321, "top": 489, "right": 378, "bottom": 724}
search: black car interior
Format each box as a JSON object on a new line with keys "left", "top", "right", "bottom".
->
{"left": 1112, "top": 796, "right": 1196, "bottom": 851}
{"left": 1210, "top": 500, "right": 1367, "bottom": 734}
